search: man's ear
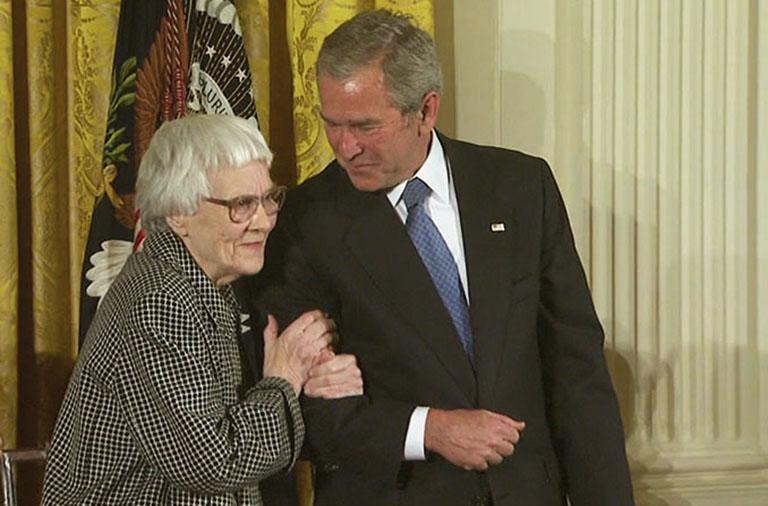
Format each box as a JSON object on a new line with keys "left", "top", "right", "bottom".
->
{"left": 418, "top": 91, "right": 440, "bottom": 134}
{"left": 166, "top": 215, "right": 188, "bottom": 236}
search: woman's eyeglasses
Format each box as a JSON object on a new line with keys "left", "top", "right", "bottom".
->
{"left": 204, "top": 185, "right": 287, "bottom": 223}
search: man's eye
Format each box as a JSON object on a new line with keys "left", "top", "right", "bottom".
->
{"left": 359, "top": 124, "right": 378, "bottom": 131}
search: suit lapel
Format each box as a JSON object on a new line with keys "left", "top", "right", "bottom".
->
{"left": 335, "top": 172, "right": 477, "bottom": 404}
{"left": 443, "top": 136, "right": 521, "bottom": 405}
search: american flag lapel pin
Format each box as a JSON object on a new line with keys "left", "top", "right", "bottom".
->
{"left": 490, "top": 222, "right": 506, "bottom": 232}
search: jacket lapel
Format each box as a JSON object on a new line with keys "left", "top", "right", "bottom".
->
{"left": 335, "top": 171, "right": 477, "bottom": 404}
{"left": 442, "top": 136, "right": 521, "bottom": 406}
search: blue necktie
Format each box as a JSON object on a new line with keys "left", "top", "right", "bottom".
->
{"left": 402, "top": 178, "right": 474, "bottom": 360}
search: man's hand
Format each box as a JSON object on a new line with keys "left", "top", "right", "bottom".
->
{"left": 424, "top": 409, "right": 525, "bottom": 471}
{"left": 304, "top": 350, "right": 363, "bottom": 398}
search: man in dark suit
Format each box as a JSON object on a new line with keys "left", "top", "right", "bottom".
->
{"left": 251, "top": 9, "right": 634, "bottom": 506}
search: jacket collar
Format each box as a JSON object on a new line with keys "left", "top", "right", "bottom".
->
{"left": 142, "top": 231, "right": 240, "bottom": 337}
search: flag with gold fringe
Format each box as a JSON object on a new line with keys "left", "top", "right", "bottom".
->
{"left": 79, "top": 0, "right": 260, "bottom": 344}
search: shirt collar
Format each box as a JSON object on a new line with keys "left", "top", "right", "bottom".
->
{"left": 387, "top": 131, "right": 449, "bottom": 207}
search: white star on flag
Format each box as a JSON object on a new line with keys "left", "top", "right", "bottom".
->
{"left": 205, "top": 45, "right": 216, "bottom": 57}
{"left": 236, "top": 68, "right": 247, "bottom": 82}
{"left": 221, "top": 55, "right": 231, "bottom": 68}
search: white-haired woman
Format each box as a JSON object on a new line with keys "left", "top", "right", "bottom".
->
{"left": 42, "top": 114, "right": 362, "bottom": 505}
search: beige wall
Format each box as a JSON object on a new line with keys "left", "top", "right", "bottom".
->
{"left": 436, "top": 1, "right": 768, "bottom": 504}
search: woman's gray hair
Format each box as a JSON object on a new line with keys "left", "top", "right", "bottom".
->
{"left": 136, "top": 114, "right": 273, "bottom": 234}
{"left": 316, "top": 9, "right": 442, "bottom": 114}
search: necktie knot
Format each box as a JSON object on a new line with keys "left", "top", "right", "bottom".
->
{"left": 402, "top": 177, "right": 431, "bottom": 210}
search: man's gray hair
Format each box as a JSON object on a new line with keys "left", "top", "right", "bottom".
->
{"left": 136, "top": 114, "right": 273, "bottom": 234}
{"left": 316, "top": 9, "right": 443, "bottom": 114}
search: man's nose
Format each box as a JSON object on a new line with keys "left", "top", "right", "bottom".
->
{"left": 337, "top": 127, "right": 363, "bottom": 159}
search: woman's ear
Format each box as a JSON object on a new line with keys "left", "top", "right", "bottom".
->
{"left": 166, "top": 215, "right": 188, "bottom": 236}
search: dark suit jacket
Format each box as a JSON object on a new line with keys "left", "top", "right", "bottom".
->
{"left": 249, "top": 133, "right": 634, "bottom": 506}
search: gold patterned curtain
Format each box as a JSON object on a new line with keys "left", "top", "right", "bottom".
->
{"left": 1, "top": 0, "right": 122, "bottom": 456}
{"left": 0, "top": 0, "right": 432, "bottom": 503}
{"left": 0, "top": 0, "right": 18, "bottom": 452}
{"left": 0, "top": 1, "right": 122, "bottom": 500}
{"left": 0, "top": 0, "right": 18, "bottom": 451}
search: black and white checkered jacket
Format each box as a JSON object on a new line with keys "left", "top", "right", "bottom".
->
{"left": 43, "top": 231, "right": 303, "bottom": 505}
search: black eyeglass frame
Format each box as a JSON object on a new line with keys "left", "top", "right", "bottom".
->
{"left": 204, "top": 185, "right": 287, "bottom": 223}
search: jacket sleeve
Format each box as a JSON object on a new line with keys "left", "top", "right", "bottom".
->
{"left": 113, "top": 291, "right": 304, "bottom": 495}
{"left": 251, "top": 204, "right": 415, "bottom": 484}
{"left": 535, "top": 160, "right": 635, "bottom": 505}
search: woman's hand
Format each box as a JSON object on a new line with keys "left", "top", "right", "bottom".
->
{"left": 262, "top": 311, "right": 335, "bottom": 394}
{"left": 304, "top": 349, "right": 363, "bottom": 399}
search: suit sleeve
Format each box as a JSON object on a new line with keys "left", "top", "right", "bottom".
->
{"left": 535, "top": 161, "right": 635, "bottom": 505}
{"left": 251, "top": 204, "right": 415, "bottom": 484}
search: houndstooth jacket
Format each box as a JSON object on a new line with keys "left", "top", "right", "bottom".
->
{"left": 43, "top": 231, "right": 303, "bottom": 505}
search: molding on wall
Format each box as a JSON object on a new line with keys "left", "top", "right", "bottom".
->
{"left": 452, "top": 1, "right": 767, "bottom": 504}
{"left": 756, "top": 0, "right": 768, "bottom": 473}
{"left": 635, "top": 486, "right": 768, "bottom": 506}
{"left": 630, "top": 446, "right": 768, "bottom": 472}
{"left": 451, "top": 1, "right": 499, "bottom": 145}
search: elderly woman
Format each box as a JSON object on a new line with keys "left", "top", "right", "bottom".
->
{"left": 42, "top": 115, "right": 362, "bottom": 504}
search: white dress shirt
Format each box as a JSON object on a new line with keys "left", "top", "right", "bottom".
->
{"left": 386, "top": 132, "right": 468, "bottom": 460}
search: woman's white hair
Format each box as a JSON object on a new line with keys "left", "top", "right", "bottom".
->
{"left": 136, "top": 114, "right": 273, "bottom": 234}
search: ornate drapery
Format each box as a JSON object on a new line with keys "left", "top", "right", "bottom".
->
{"left": 0, "top": 0, "right": 18, "bottom": 451}
{"left": 1, "top": 1, "right": 122, "bottom": 454}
